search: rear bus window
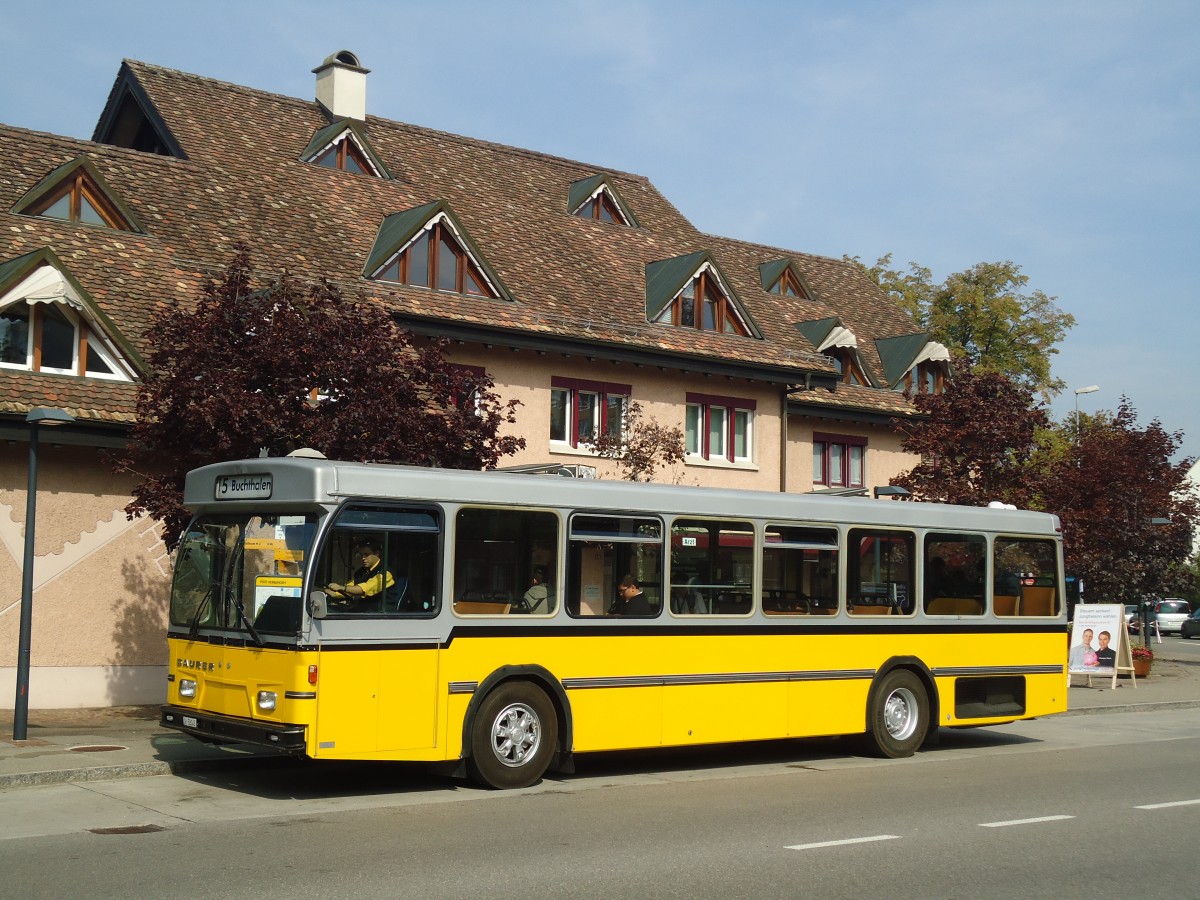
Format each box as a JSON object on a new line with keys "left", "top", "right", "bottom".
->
{"left": 923, "top": 533, "right": 986, "bottom": 616}
{"left": 993, "top": 537, "right": 1060, "bottom": 617}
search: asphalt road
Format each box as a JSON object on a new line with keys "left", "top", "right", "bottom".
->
{"left": 2, "top": 707, "right": 1198, "bottom": 899}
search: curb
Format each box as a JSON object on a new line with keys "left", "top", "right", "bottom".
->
{"left": 0, "top": 754, "right": 283, "bottom": 790}
{"left": 1059, "top": 698, "right": 1200, "bottom": 718}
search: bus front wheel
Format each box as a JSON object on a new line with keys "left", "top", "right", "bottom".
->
{"left": 468, "top": 681, "right": 558, "bottom": 789}
{"left": 866, "top": 669, "right": 928, "bottom": 758}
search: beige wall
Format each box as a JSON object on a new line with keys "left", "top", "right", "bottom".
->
{"left": 785, "top": 416, "right": 916, "bottom": 494}
{"left": 461, "top": 348, "right": 786, "bottom": 491}
{"left": 0, "top": 445, "right": 171, "bottom": 708}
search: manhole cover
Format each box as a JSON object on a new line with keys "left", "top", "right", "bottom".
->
{"left": 67, "top": 744, "right": 128, "bottom": 753}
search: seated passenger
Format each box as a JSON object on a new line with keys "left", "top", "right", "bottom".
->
{"left": 609, "top": 574, "right": 652, "bottom": 617}
{"left": 521, "top": 567, "right": 549, "bottom": 613}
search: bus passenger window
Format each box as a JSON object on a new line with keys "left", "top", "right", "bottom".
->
{"left": 454, "top": 508, "right": 560, "bottom": 615}
{"left": 316, "top": 506, "right": 441, "bottom": 616}
{"left": 762, "top": 525, "right": 839, "bottom": 616}
{"left": 923, "top": 533, "right": 986, "bottom": 615}
{"left": 994, "top": 537, "right": 1060, "bottom": 617}
{"left": 669, "top": 519, "right": 755, "bottom": 616}
{"left": 848, "top": 529, "right": 914, "bottom": 616}
{"left": 567, "top": 515, "right": 662, "bottom": 617}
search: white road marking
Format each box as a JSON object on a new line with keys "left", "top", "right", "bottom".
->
{"left": 979, "top": 815, "right": 1074, "bottom": 828}
{"left": 785, "top": 835, "right": 901, "bottom": 850}
{"left": 1134, "top": 798, "right": 1200, "bottom": 810}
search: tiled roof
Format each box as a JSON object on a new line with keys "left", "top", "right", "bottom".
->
{"left": 0, "top": 56, "right": 929, "bottom": 426}
{"left": 0, "top": 369, "right": 138, "bottom": 423}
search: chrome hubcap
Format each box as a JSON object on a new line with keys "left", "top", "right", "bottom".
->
{"left": 490, "top": 702, "right": 541, "bottom": 768}
{"left": 883, "top": 687, "right": 919, "bottom": 741}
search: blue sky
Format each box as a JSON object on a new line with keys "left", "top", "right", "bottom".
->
{"left": 2, "top": 1, "right": 1196, "bottom": 460}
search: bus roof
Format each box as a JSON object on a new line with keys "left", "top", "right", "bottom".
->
{"left": 184, "top": 456, "right": 1061, "bottom": 536}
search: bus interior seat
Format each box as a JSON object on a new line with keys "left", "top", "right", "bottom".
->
{"left": 387, "top": 576, "right": 409, "bottom": 612}
{"left": 993, "top": 595, "right": 1020, "bottom": 616}
{"left": 852, "top": 604, "right": 892, "bottom": 616}
{"left": 455, "top": 599, "right": 511, "bottom": 615}
{"left": 1020, "top": 586, "right": 1057, "bottom": 616}
{"left": 925, "top": 597, "right": 984, "bottom": 616}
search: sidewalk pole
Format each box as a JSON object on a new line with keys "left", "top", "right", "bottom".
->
{"left": 12, "top": 408, "right": 75, "bottom": 742}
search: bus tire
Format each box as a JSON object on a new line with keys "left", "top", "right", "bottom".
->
{"left": 468, "top": 681, "right": 558, "bottom": 789}
{"left": 866, "top": 669, "right": 928, "bottom": 758}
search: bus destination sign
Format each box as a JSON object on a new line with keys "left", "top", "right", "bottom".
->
{"left": 214, "top": 473, "right": 273, "bottom": 500}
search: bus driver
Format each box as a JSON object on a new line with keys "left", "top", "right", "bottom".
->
{"left": 326, "top": 538, "right": 396, "bottom": 609}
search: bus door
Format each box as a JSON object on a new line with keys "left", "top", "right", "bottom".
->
{"left": 312, "top": 505, "right": 443, "bottom": 754}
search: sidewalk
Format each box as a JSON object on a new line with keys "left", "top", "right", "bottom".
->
{"left": 3, "top": 648, "right": 1199, "bottom": 790}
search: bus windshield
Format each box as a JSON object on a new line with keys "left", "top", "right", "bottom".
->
{"left": 170, "top": 514, "right": 318, "bottom": 635}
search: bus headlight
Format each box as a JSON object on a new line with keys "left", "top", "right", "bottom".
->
{"left": 179, "top": 679, "right": 197, "bottom": 699}
{"left": 257, "top": 690, "right": 277, "bottom": 712}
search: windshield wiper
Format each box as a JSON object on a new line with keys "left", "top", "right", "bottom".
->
{"left": 188, "top": 586, "right": 215, "bottom": 639}
{"left": 233, "top": 591, "right": 265, "bottom": 647}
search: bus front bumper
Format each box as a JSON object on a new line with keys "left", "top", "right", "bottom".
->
{"left": 161, "top": 705, "right": 308, "bottom": 755}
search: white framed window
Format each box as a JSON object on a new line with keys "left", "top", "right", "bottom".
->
{"left": 813, "top": 432, "right": 866, "bottom": 488}
{"left": 685, "top": 393, "right": 754, "bottom": 462}
{"left": 0, "top": 301, "right": 129, "bottom": 380}
{"left": 550, "top": 377, "right": 630, "bottom": 448}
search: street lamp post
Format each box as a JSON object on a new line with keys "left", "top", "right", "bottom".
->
{"left": 12, "top": 407, "right": 76, "bottom": 741}
{"left": 1140, "top": 517, "right": 1172, "bottom": 649}
{"left": 1074, "top": 385, "right": 1099, "bottom": 435}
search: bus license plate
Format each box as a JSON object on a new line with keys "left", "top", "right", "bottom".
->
{"left": 183, "top": 716, "right": 198, "bottom": 728}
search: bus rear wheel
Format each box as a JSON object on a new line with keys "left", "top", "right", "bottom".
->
{"left": 468, "top": 681, "right": 558, "bottom": 789}
{"left": 866, "top": 669, "right": 928, "bottom": 758}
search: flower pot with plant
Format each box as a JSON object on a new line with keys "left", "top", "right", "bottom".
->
{"left": 1131, "top": 645, "right": 1154, "bottom": 676}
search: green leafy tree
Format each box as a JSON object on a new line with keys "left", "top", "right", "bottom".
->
{"left": 847, "top": 254, "right": 1075, "bottom": 397}
{"left": 1034, "top": 400, "right": 1199, "bottom": 604}
{"left": 586, "top": 400, "right": 686, "bottom": 482}
{"left": 891, "top": 364, "right": 1049, "bottom": 507}
{"left": 121, "top": 245, "right": 524, "bottom": 546}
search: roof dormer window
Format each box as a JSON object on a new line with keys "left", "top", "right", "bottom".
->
{"left": 651, "top": 267, "right": 749, "bottom": 335}
{"left": 574, "top": 191, "right": 625, "bottom": 224}
{"left": 760, "top": 260, "right": 813, "bottom": 300}
{"left": 315, "top": 138, "right": 371, "bottom": 174}
{"left": 13, "top": 159, "right": 140, "bottom": 232}
{"left": 568, "top": 175, "right": 635, "bottom": 226}
{"left": 301, "top": 121, "right": 390, "bottom": 178}
{"left": 646, "top": 253, "right": 758, "bottom": 338}
{"left": 374, "top": 221, "right": 493, "bottom": 296}
{"left": 0, "top": 253, "right": 137, "bottom": 381}
{"left": 828, "top": 347, "right": 867, "bottom": 386}
{"left": 900, "top": 360, "right": 948, "bottom": 395}
{"left": 366, "top": 202, "right": 506, "bottom": 300}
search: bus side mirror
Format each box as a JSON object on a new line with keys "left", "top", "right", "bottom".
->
{"left": 309, "top": 590, "right": 329, "bottom": 620}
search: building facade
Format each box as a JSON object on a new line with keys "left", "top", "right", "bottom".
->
{"left": 0, "top": 52, "right": 948, "bottom": 707}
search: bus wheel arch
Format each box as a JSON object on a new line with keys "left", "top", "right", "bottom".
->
{"left": 462, "top": 665, "right": 572, "bottom": 789}
{"left": 865, "top": 657, "right": 937, "bottom": 758}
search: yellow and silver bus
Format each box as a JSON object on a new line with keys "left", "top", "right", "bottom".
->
{"left": 161, "top": 455, "right": 1067, "bottom": 788}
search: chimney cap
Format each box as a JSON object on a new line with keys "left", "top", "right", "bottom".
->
{"left": 313, "top": 50, "right": 369, "bottom": 74}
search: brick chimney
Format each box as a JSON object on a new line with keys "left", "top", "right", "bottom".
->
{"left": 313, "top": 50, "right": 369, "bottom": 121}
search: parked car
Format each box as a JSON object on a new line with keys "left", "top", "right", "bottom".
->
{"left": 1155, "top": 598, "right": 1192, "bottom": 635}
{"left": 1180, "top": 608, "right": 1200, "bottom": 639}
